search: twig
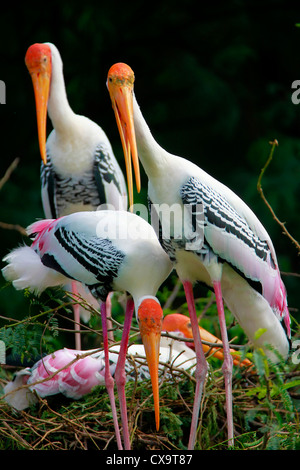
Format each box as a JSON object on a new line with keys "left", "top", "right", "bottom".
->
{"left": 0, "top": 157, "right": 28, "bottom": 236}
{"left": 257, "top": 140, "right": 300, "bottom": 254}
{"left": 198, "top": 294, "right": 215, "bottom": 321}
{"left": 1, "top": 348, "right": 104, "bottom": 401}
{"left": 0, "top": 301, "right": 77, "bottom": 328}
{"left": 2, "top": 421, "right": 33, "bottom": 450}
{"left": 0, "top": 157, "right": 20, "bottom": 190}
{"left": 163, "top": 279, "right": 182, "bottom": 310}
{"left": 281, "top": 271, "right": 300, "bottom": 278}
{"left": 161, "top": 330, "right": 246, "bottom": 350}
{"left": 0, "top": 221, "right": 27, "bottom": 236}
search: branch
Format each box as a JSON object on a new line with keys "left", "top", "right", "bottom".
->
{"left": 162, "top": 278, "right": 181, "bottom": 310}
{"left": 0, "top": 157, "right": 20, "bottom": 191}
{"left": 0, "top": 157, "right": 27, "bottom": 236}
{"left": 0, "top": 221, "right": 27, "bottom": 236}
{"left": 257, "top": 140, "right": 300, "bottom": 254}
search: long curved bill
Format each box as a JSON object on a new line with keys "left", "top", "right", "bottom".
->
{"left": 138, "top": 298, "right": 163, "bottom": 431}
{"left": 162, "top": 313, "right": 253, "bottom": 370}
{"left": 107, "top": 64, "right": 141, "bottom": 211}
{"left": 29, "top": 71, "right": 50, "bottom": 164}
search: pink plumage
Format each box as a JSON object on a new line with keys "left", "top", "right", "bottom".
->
{"left": 27, "top": 218, "right": 57, "bottom": 236}
{"left": 27, "top": 218, "right": 58, "bottom": 252}
{"left": 3, "top": 328, "right": 198, "bottom": 411}
{"left": 28, "top": 348, "right": 107, "bottom": 399}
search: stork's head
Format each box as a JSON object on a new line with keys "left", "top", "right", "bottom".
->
{"left": 162, "top": 313, "right": 194, "bottom": 348}
{"left": 107, "top": 63, "right": 140, "bottom": 210}
{"left": 25, "top": 43, "right": 52, "bottom": 164}
{"left": 137, "top": 296, "right": 163, "bottom": 431}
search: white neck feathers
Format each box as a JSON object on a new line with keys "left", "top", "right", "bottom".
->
{"left": 133, "top": 94, "right": 170, "bottom": 178}
{"left": 46, "top": 43, "right": 75, "bottom": 132}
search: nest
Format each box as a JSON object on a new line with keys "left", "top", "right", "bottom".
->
{"left": 0, "top": 289, "right": 299, "bottom": 450}
{"left": 1, "top": 349, "right": 299, "bottom": 450}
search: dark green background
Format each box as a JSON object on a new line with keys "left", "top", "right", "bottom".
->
{"left": 0, "top": 1, "right": 299, "bottom": 327}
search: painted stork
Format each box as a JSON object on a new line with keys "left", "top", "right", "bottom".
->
{"left": 3, "top": 313, "right": 253, "bottom": 413}
{"left": 3, "top": 320, "right": 199, "bottom": 412}
{"left": 162, "top": 313, "right": 253, "bottom": 370}
{"left": 25, "top": 43, "right": 128, "bottom": 349}
{"left": 2, "top": 210, "right": 173, "bottom": 449}
{"left": 107, "top": 63, "right": 291, "bottom": 449}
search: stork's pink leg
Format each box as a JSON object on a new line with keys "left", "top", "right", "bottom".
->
{"left": 182, "top": 280, "right": 208, "bottom": 450}
{"left": 100, "top": 301, "right": 123, "bottom": 450}
{"left": 213, "top": 280, "right": 234, "bottom": 447}
{"left": 71, "top": 281, "right": 81, "bottom": 350}
{"left": 106, "top": 292, "right": 114, "bottom": 344}
{"left": 114, "top": 298, "right": 134, "bottom": 450}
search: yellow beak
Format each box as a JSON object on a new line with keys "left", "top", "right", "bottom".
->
{"left": 29, "top": 70, "right": 50, "bottom": 164}
{"left": 107, "top": 65, "right": 141, "bottom": 211}
{"left": 138, "top": 298, "right": 163, "bottom": 431}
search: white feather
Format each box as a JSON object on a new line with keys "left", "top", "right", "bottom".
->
{"left": 3, "top": 369, "right": 37, "bottom": 411}
{"left": 2, "top": 246, "right": 68, "bottom": 295}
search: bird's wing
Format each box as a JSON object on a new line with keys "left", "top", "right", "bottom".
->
{"left": 41, "top": 143, "right": 127, "bottom": 217}
{"left": 38, "top": 219, "right": 126, "bottom": 301}
{"left": 41, "top": 157, "right": 57, "bottom": 218}
{"left": 93, "top": 143, "right": 128, "bottom": 211}
{"left": 180, "top": 176, "right": 276, "bottom": 277}
{"left": 180, "top": 176, "right": 289, "bottom": 327}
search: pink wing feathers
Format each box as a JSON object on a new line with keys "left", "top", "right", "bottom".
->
{"left": 28, "top": 348, "right": 106, "bottom": 399}
{"left": 27, "top": 218, "right": 58, "bottom": 251}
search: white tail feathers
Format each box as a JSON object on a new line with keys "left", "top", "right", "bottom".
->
{"left": 3, "top": 369, "right": 38, "bottom": 410}
{"left": 2, "top": 246, "right": 68, "bottom": 295}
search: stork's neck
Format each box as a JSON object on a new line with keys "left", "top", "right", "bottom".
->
{"left": 47, "top": 59, "right": 76, "bottom": 134}
{"left": 133, "top": 94, "right": 170, "bottom": 178}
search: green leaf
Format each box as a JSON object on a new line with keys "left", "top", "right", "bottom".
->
{"left": 254, "top": 328, "right": 267, "bottom": 340}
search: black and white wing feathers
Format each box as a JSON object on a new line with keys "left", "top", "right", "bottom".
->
{"left": 180, "top": 177, "right": 277, "bottom": 285}
{"left": 40, "top": 224, "right": 125, "bottom": 301}
{"left": 93, "top": 143, "right": 127, "bottom": 211}
{"left": 41, "top": 143, "right": 127, "bottom": 219}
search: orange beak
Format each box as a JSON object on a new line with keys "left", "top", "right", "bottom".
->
{"left": 107, "top": 63, "right": 141, "bottom": 211}
{"left": 25, "top": 44, "right": 52, "bottom": 164}
{"left": 162, "top": 313, "right": 253, "bottom": 370}
{"left": 137, "top": 298, "right": 163, "bottom": 431}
